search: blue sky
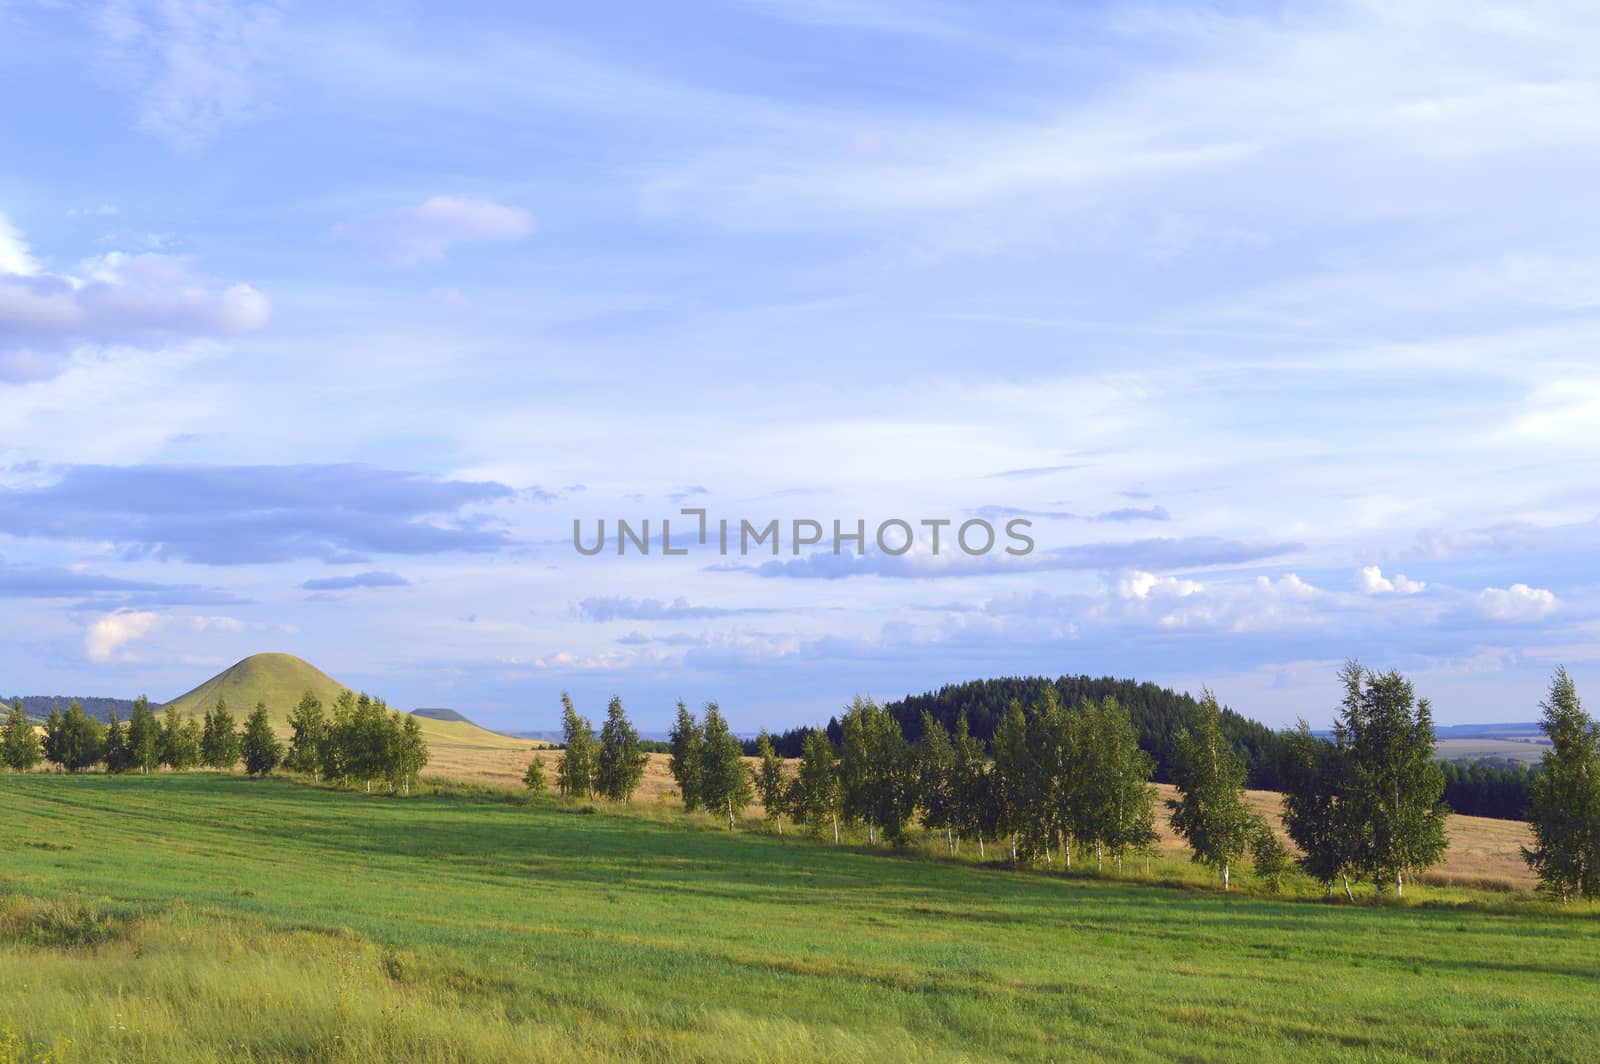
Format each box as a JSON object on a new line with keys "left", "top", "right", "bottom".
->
{"left": 2, "top": 1, "right": 1596, "bottom": 731}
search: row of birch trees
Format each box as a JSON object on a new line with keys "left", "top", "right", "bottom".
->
{"left": 533, "top": 663, "right": 1600, "bottom": 902}
{"left": 1, "top": 690, "right": 429, "bottom": 795}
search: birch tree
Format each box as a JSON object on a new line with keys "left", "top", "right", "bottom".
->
{"left": 556, "top": 692, "right": 597, "bottom": 798}
{"left": 754, "top": 730, "right": 790, "bottom": 834}
{"left": 127, "top": 697, "right": 162, "bottom": 774}
{"left": 1168, "top": 690, "right": 1255, "bottom": 890}
{"left": 1338, "top": 662, "right": 1448, "bottom": 897}
{"left": 241, "top": 703, "right": 283, "bottom": 777}
{"left": 596, "top": 696, "right": 647, "bottom": 802}
{"left": 1, "top": 699, "right": 42, "bottom": 772}
{"left": 700, "top": 702, "right": 752, "bottom": 829}
{"left": 1523, "top": 667, "right": 1600, "bottom": 901}
{"left": 668, "top": 701, "right": 705, "bottom": 811}
{"left": 796, "top": 727, "right": 841, "bottom": 843}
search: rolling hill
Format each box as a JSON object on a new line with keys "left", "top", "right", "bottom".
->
{"left": 161, "top": 652, "right": 530, "bottom": 755}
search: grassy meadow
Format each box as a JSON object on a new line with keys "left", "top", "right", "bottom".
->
{"left": 4, "top": 774, "right": 1598, "bottom": 1062}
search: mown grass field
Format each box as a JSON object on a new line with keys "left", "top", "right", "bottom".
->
{"left": 4, "top": 775, "right": 1597, "bottom": 1063}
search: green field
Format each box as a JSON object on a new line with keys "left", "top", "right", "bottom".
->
{"left": 3, "top": 776, "right": 1598, "bottom": 1062}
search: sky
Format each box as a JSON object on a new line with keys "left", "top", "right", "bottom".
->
{"left": 1, "top": 0, "right": 1597, "bottom": 733}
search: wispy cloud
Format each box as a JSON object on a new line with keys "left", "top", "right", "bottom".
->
{"left": 334, "top": 196, "right": 536, "bottom": 267}
{"left": 575, "top": 595, "right": 780, "bottom": 622}
{"left": 301, "top": 570, "right": 410, "bottom": 591}
{"left": 0, "top": 464, "right": 516, "bottom": 564}
{"left": 744, "top": 536, "right": 1300, "bottom": 580}
{"left": 94, "top": 0, "right": 286, "bottom": 148}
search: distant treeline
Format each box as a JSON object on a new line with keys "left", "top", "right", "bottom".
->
{"left": 750, "top": 675, "right": 1284, "bottom": 788}
{"left": 8, "top": 695, "right": 138, "bottom": 723}
{"left": 1440, "top": 758, "right": 1535, "bottom": 820}
{"left": 744, "top": 675, "right": 1543, "bottom": 822}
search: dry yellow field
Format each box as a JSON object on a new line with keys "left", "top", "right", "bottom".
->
{"left": 425, "top": 747, "right": 1539, "bottom": 890}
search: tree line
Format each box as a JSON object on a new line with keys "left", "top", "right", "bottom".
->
{"left": 533, "top": 663, "right": 1600, "bottom": 902}
{"left": 754, "top": 674, "right": 1546, "bottom": 821}
{"left": 1, "top": 690, "right": 429, "bottom": 794}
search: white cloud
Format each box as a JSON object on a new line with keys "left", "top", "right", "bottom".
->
{"left": 1477, "top": 583, "right": 1560, "bottom": 621}
{"left": 95, "top": 0, "right": 285, "bottom": 148}
{"left": 335, "top": 196, "right": 536, "bottom": 267}
{"left": 0, "top": 219, "right": 269, "bottom": 383}
{"left": 0, "top": 212, "right": 40, "bottom": 277}
{"left": 1359, "top": 565, "right": 1426, "bottom": 594}
{"left": 86, "top": 610, "right": 161, "bottom": 662}
{"left": 1257, "top": 573, "right": 1319, "bottom": 597}
{"left": 86, "top": 610, "right": 251, "bottom": 662}
{"left": 1117, "top": 570, "right": 1203, "bottom": 599}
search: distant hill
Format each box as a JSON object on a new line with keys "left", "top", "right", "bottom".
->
{"left": 411, "top": 707, "right": 472, "bottom": 724}
{"left": 160, "top": 652, "right": 525, "bottom": 752}
{"left": 162, "top": 653, "right": 347, "bottom": 724}
{"left": 1433, "top": 722, "right": 1544, "bottom": 740}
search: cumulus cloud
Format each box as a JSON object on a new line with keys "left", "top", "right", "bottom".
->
{"left": 0, "top": 214, "right": 40, "bottom": 276}
{"left": 300, "top": 570, "right": 410, "bottom": 591}
{"left": 1477, "top": 583, "right": 1560, "bottom": 622}
{"left": 1359, "top": 565, "right": 1427, "bottom": 595}
{"left": 1117, "top": 570, "right": 1202, "bottom": 599}
{"left": 87, "top": 610, "right": 161, "bottom": 662}
{"left": 335, "top": 196, "right": 536, "bottom": 266}
{"left": 86, "top": 609, "right": 250, "bottom": 662}
{"left": 0, "top": 463, "right": 517, "bottom": 564}
{"left": 0, "top": 214, "right": 270, "bottom": 383}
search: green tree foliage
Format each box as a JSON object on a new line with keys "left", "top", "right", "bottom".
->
{"left": 1337, "top": 662, "right": 1449, "bottom": 897}
{"left": 284, "top": 691, "right": 328, "bottom": 779}
{"left": 1075, "top": 696, "right": 1158, "bottom": 873}
{"left": 161, "top": 705, "right": 202, "bottom": 771}
{"left": 388, "top": 713, "right": 429, "bottom": 795}
{"left": 948, "top": 713, "right": 991, "bottom": 859}
{"left": 556, "top": 692, "right": 597, "bottom": 798}
{"left": 1439, "top": 759, "right": 1534, "bottom": 820}
{"left": 1280, "top": 720, "right": 1360, "bottom": 900}
{"left": 699, "top": 702, "right": 752, "bottom": 830}
{"left": 44, "top": 701, "right": 105, "bottom": 773}
{"left": 103, "top": 709, "right": 132, "bottom": 774}
{"left": 987, "top": 701, "right": 1029, "bottom": 863}
{"left": 523, "top": 751, "right": 547, "bottom": 794}
{"left": 754, "top": 731, "right": 790, "bottom": 834}
{"left": 127, "top": 697, "right": 161, "bottom": 774}
{"left": 346, "top": 694, "right": 394, "bottom": 792}
{"left": 1250, "top": 821, "right": 1292, "bottom": 894}
{"left": 667, "top": 700, "right": 704, "bottom": 811}
{"left": 1168, "top": 690, "right": 1256, "bottom": 890}
{"left": 241, "top": 703, "right": 283, "bottom": 777}
{"left": 596, "top": 696, "right": 648, "bottom": 803}
{"left": 837, "top": 696, "right": 915, "bottom": 847}
{"left": 795, "top": 727, "right": 840, "bottom": 843}
{"left": 200, "top": 699, "right": 242, "bottom": 771}
{"left": 914, "top": 712, "right": 958, "bottom": 853}
{"left": 319, "top": 691, "right": 357, "bottom": 783}
{"left": 868, "top": 674, "right": 1286, "bottom": 789}
{"left": 2, "top": 699, "right": 43, "bottom": 772}
{"left": 1523, "top": 668, "right": 1600, "bottom": 901}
